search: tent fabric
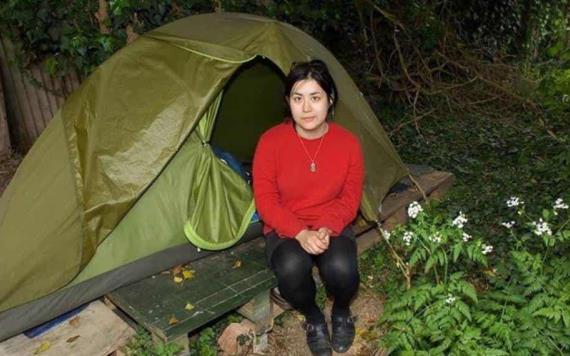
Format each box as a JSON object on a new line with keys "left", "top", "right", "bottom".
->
{"left": 184, "top": 91, "right": 256, "bottom": 249}
{"left": 0, "top": 12, "right": 409, "bottom": 332}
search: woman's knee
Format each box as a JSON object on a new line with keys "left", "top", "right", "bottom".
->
{"left": 271, "top": 240, "right": 313, "bottom": 281}
{"left": 318, "top": 238, "right": 359, "bottom": 286}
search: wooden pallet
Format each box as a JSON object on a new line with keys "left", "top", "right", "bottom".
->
{"left": 356, "top": 165, "right": 455, "bottom": 253}
{"left": 106, "top": 165, "right": 454, "bottom": 355}
{"left": 0, "top": 301, "right": 135, "bottom": 356}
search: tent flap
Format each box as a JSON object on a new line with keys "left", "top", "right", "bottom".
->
{"left": 184, "top": 91, "right": 256, "bottom": 250}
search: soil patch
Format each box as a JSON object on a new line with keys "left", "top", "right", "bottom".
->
{"left": 0, "top": 152, "right": 22, "bottom": 195}
{"left": 265, "top": 285, "right": 385, "bottom": 356}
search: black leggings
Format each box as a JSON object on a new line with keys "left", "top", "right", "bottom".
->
{"left": 267, "top": 229, "right": 359, "bottom": 324}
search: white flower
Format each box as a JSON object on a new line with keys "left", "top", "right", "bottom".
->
{"left": 402, "top": 231, "right": 414, "bottom": 246}
{"left": 501, "top": 221, "right": 515, "bottom": 229}
{"left": 553, "top": 198, "right": 569, "bottom": 215}
{"left": 380, "top": 229, "right": 391, "bottom": 241}
{"left": 530, "top": 218, "right": 552, "bottom": 236}
{"left": 429, "top": 233, "right": 442, "bottom": 244}
{"left": 407, "top": 201, "right": 423, "bottom": 219}
{"left": 445, "top": 294, "right": 456, "bottom": 304}
{"left": 452, "top": 211, "right": 468, "bottom": 229}
{"left": 481, "top": 244, "right": 493, "bottom": 255}
{"left": 462, "top": 232, "right": 472, "bottom": 242}
{"left": 506, "top": 196, "right": 524, "bottom": 208}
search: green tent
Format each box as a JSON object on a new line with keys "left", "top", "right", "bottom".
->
{"left": 0, "top": 12, "right": 408, "bottom": 340}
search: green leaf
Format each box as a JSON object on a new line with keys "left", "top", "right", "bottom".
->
{"left": 453, "top": 243, "right": 462, "bottom": 262}
{"left": 424, "top": 255, "right": 436, "bottom": 273}
{"left": 459, "top": 281, "right": 478, "bottom": 303}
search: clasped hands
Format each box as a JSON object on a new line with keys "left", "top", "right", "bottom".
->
{"left": 294, "top": 227, "right": 333, "bottom": 255}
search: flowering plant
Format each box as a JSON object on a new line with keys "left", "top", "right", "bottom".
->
{"left": 378, "top": 197, "right": 570, "bottom": 354}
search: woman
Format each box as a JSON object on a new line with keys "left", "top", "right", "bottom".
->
{"left": 252, "top": 59, "right": 365, "bottom": 355}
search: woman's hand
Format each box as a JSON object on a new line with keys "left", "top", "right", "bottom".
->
{"left": 317, "top": 227, "right": 333, "bottom": 240}
{"left": 295, "top": 229, "right": 329, "bottom": 255}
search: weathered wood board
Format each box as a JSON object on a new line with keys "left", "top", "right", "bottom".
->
{"left": 0, "top": 301, "right": 135, "bottom": 356}
{"left": 0, "top": 76, "right": 9, "bottom": 158}
{"left": 107, "top": 237, "right": 276, "bottom": 344}
{"left": 356, "top": 165, "right": 455, "bottom": 254}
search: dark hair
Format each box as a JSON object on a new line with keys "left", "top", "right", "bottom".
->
{"left": 284, "top": 59, "right": 338, "bottom": 118}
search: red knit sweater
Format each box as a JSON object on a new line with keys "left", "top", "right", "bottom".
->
{"left": 252, "top": 122, "right": 365, "bottom": 238}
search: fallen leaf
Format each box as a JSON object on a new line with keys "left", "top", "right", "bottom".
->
{"left": 182, "top": 269, "right": 195, "bottom": 280}
{"left": 184, "top": 303, "right": 195, "bottom": 312}
{"left": 173, "top": 276, "right": 183, "bottom": 284}
{"left": 69, "top": 316, "right": 80, "bottom": 327}
{"left": 171, "top": 265, "right": 183, "bottom": 275}
{"left": 33, "top": 341, "right": 51, "bottom": 354}
{"left": 168, "top": 315, "right": 179, "bottom": 325}
{"left": 232, "top": 260, "right": 242, "bottom": 269}
{"left": 66, "top": 335, "right": 80, "bottom": 343}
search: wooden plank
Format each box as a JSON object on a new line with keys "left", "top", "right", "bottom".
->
{"left": 356, "top": 168, "right": 456, "bottom": 254}
{"left": 0, "top": 37, "right": 32, "bottom": 148}
{"left": 30, "top": 66, "right": 53, "bottom": 129}
{"left": 0, "top": 75, "right": 10, "bottom": 159}
{"left": 379, "top": 168, "right": 455, "bottom": 221}
{"left": 0, "top": 300, "right": 135, "bottom": 356}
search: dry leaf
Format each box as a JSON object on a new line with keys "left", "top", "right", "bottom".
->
{"left": 232, "top": 260, "right": 242, "bottom": 269}
{"left": 66, "top": 335, "right": 80, "bottom": 343}
{"left": 69, "top": 316, "right": 80, "bottom": 327}
{"left": 173, "top": 276, "right": 183, "bottom": 284}
{"left": 33, "top": 341, "right": 51, "bottom": 354}
{"left": 184, "top": 303, "right": 195, "bottom": 312}
{"left": 171, "top": 265, "right": 183, "bottom": 275}
{"left": 168, "top": 315, "right": 179, "bottom": 325}
{"left": 182, "top": 269, "right": 195, "bottom": 280}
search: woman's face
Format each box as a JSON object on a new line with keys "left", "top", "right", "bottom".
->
{"left": 288, "top": 78, "right": 331, "bottom": 139}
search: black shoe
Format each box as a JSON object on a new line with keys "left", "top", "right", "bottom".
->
{"left": 304, "top": 322, "right": 332, "bottom": 356}
{"left": 331, "top": 314, "right": 355, "bottom": 353}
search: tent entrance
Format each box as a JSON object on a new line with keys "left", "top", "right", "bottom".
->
{"left": 183, "top": 58, "right": 285, "bottom": 250}
{"left": 211, "top": 58, "right": 286, "bottom": 163}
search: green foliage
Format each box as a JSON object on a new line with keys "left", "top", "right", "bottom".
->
{"left": 1, "top": 0, "right": 565, "bottom": 78}
{"left": 378, "top": 194, "right": 570, "bottom": 354}
{"left": 189, "top": 327, "right": 217, "bottom": 356}
{"left": 124, "top": 327, "right": 183, "bottom": 356}
{"left": 536, "top": 67, "right": 570, "bottom": 116}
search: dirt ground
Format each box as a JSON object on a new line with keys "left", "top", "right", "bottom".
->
{"left": 264, "top": 286, "right": 385, "bottom": 356}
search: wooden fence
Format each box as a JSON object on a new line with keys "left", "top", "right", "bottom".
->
{"left": 0, "top": 36, "right": 81, "bottom": 152}
{"left": 0, "top": 77, "right": 9, "bottom": 159}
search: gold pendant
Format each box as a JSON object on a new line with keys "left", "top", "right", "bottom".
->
{"left": 310, "top": 162, "right": 316, "bottom": 172}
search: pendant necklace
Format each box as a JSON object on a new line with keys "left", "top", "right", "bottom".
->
{"left": 296, "top": 124, "right": 328, "bottom": 173}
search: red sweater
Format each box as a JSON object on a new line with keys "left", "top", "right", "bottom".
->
{"left": 252, "top": 122, "right": 365, "bottom": 238}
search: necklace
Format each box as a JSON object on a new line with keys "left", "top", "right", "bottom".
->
{"left": 296, "top": 124, "right": 328, "bottom": 173}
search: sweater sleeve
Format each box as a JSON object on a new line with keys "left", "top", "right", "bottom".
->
{"left": 314, "top": 138, "right": 365, "bottom": 235}
{"left": 252, "top": 134, "right": 307, "bottom": 238}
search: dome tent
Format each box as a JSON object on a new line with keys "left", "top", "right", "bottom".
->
{"left": 0, "top": 12, "right": 408, "bottom": 340}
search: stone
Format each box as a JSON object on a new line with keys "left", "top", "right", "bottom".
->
{"left": 218, "top": 320, "right": 255, "bottom": 355}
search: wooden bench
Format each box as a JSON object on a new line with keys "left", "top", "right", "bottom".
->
{"left": 106, "top": 164, "right": 454, "bottom": 354}
{"left": 106, "top": 237, "right": 276, "bottom": 354}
